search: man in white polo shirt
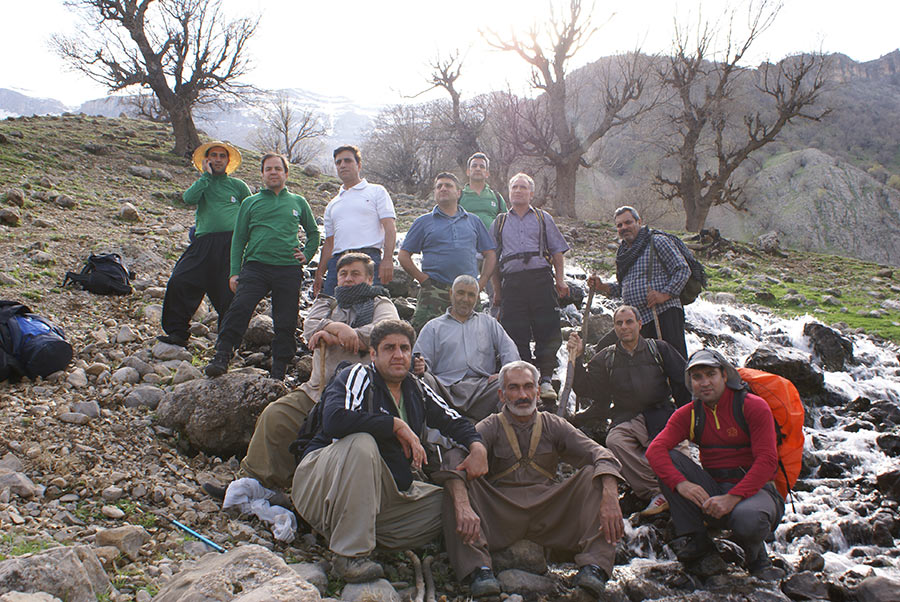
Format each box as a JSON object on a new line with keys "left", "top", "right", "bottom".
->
{"left": 313, "top": 145, "right": 397, "bottom": 297}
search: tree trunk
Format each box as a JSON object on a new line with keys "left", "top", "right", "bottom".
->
{"left": 170, "top": 108, "right": 202, "bottom": 157}
{"left": 554, "top": 160, "right": 579, "bottom": 218}
{"left": 683, "top": 196, "right": 711, "bottom": 232}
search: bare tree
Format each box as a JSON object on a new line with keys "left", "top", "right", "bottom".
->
{"left": 363, "top": 103, "right": 449, "bottom": 196}
{"left": 484, "top": 0, "right": 650, "bottom": 217}
{"left": 653, "top": 1, "right": 829, "bottom": 231}
{"left": 408, "top": 51, "right": 487, "bottom": 171}
{"left": 53, "top": 0, "right": 258, "bottom": 156}
{"left": 128, "top": 91, "right": 170, "bottom": 122}
{"left": 252, "top": 93, "right": 327, "bottom": 165}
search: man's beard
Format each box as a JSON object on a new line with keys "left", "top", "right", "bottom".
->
{"left": 507, "top": 397, "right": 537, "bottom": 417}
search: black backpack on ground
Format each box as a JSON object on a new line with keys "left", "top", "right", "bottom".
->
{"left": 0, "top": 301, "right": 73, "bottom": 382}
{"left": 63, "top": 253, "right": 135, "bottom": 295}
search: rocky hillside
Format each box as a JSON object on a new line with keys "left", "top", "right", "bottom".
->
{"left": 1, "top": 115, "right": 900, "bottom": 601}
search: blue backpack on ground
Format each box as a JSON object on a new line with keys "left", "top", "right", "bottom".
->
{"left": 0, "top": 301, "right": 73, "bottom": 382}
{"left": 63, "top": 253, "right": 135, "bottom": 296}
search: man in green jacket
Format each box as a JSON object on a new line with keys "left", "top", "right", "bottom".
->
{"left": 205, "top": 153, "right": 321, "bottom": 380}
{"left": 459, "top": 152, "right": 505, "bottom": 315}
{"left": 159, "top": 141, "right": 251, "bottom": 347}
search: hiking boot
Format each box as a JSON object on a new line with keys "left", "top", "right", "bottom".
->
{"left": 640, "top": 493, "right": 669, "bottom": 517}
{"left": 469, "top": 567, "right": 501, "bottom": 598}
{"left": 332, "top": 555, "right": 384, "bottom": 583}
{"left": 270, "top": 359, "right": 286, "bottom": 381}
{"left": 539, "top": 379, "right": 557, "bottom": 401}
{"left": 675, "top": 532, "right": 717, "bottom": 563}
{"left": 204, "top": 352, "right": 230, "bottom": 377}
{"left": 575, "top": 564, "right": 608, "bottom": 597}
{"left": 748, "top": 556, "right": 785, "bottom": 581}
{"left": 157, "top": 333, "right": 189, "bottom": 347}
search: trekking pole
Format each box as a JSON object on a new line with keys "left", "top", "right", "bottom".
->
{"left": 557, "top": 285, "right": 596, "bottom": 418}
{"left": 651, "top": 305, "right": 663, "bottom": 340}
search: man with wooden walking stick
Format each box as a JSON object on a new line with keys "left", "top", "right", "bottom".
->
{"left": 587, "top": 206, "right": 693, "bottom": 360}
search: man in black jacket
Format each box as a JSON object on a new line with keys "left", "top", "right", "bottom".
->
{"left": 568, "top": 305, "right": 690, "bottom": 517}
{"left": 291, "top": 319, "right": 488, "bottom": 583}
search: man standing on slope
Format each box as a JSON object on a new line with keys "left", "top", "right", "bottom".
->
{"left": 490, "top": 172, "right": 570, "bottom": 403}
{"left": 205, "top": 153, "right": 320, "bottom": 380}
{"left": 589, "top": 206, "right": 691, "bottom": 360}
{"left": 313, "top": 145, "right": 396, "bottom": 297}
{"left": 459, "top": 152, "right": 505, "bottom": 315}
{"left": 646, "top": 349, "right": 785, "bottom": 580}
{"left": 159, "top": 141, "right": 251, "bottom": 347}
{"left": 399, "top": 172, "right": 496, "bottom": 332}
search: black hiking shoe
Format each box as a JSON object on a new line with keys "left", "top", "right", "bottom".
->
{"left": 204, "top": 352, "right": 230, "bottom": 377}
{"left": 157, "top": 333, "right": 189, "bottom": 347}
{"left": 575, "top": 564, "right": 608, "bottom": 597}
{"left": 469, "top": 567, "right": 501, "bottom": 598}
{"left": 675, "top": 532, "right": 717, "bottom": 563}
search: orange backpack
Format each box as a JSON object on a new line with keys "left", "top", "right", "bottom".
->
{"left": 689, "top": 367, "right": 805, "bottom": 499}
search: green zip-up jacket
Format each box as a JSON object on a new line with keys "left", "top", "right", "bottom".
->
{"left": 229, "top": 187, "right": 321, "bottom": 277}
{"left": 182, "top": 173, "right": 252, "bottom": 236}
{"left": 460, "top": 184, "right": 505, "bottom": 231}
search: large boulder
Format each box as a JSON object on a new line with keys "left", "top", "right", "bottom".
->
{"left": 744, "top": 344, "right": 825, "bottom": 396}
{"left": 156, "top": 372, "right": 287, "bottom": 457}
{"left": 384, "top": 266, "right": 412, "bottom": 298}
{"left": 802, "top": 322, "right": 853, "bottom": 371}
{"left": 153, "top": 545, "right": 320, "bottom": 601}
{"left": 0, "top": 546, "right": 109, "bottom": 602}
{"left": 856, "top": 576, "right": 900, "bottom": 602}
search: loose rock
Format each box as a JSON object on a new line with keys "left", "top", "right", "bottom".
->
{"left": 94, "top": 525, "right": 150, "bottom": 561}
{"left": 0, "top": 545, "right": 109, "bottom": 602}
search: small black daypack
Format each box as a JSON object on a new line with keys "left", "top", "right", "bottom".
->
{"left": 0, "top": 301, "right": 73, "bottom": 382}
{"left": 63, "top": 253, "right": 135, "bottom": 296}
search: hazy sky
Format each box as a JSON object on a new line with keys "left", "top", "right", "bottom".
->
{"left": 3, "top": 0, "right": 898, "bottom": 106}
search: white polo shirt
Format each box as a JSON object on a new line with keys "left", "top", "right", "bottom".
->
{"left": 323, "top": 179, "right": 396, "bottom": 254}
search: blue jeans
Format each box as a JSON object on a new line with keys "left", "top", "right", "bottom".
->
{"left": 322, "top": 247, "right": 383, "bottom": 296}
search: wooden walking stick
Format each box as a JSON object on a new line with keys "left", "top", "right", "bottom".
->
{"left": 557, "top": 284, "right": 596, "bottom": 418}
{"left": 651, "top": 305, "right": 663, "bottom": 340}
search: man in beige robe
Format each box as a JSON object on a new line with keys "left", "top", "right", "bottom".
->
{"left": 437, "top": 360, "right": 625, "bottom": 598}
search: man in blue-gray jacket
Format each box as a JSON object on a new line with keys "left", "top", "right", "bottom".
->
{"left": 291, "top": 319, "right": 488, "bottom": 584}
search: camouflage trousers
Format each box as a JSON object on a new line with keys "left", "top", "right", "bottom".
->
{"left": 410, "top": 279, "right": 452, "bottom": 332}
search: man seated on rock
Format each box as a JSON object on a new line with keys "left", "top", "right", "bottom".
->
{"left": 646, "top": 349, "right": 785, "bottom": 580}
{"left": 567, "top": 305, "right": 690, "bottom": 517}
{"left": 291, "top": 319, "right": 488, "bottom": 584}
{"left": 398, "top": 172, "right": 496, "bottom": 332}
{"left": 159, "top": 141, "right": 251, "bottom": 347}
{"left": 412, "top": 274, "right": 519, "bottom": 422}
{"left": 437, "top": 360, "right": 624, "bottom": 598}
{"left": 228, "top": 253, "right": 398, "bottom": 496}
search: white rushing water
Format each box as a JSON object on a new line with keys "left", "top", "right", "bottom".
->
{"left": 561, "top": 291, "right": 900, "bottom": 579}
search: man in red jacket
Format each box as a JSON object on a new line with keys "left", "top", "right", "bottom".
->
{"left": 646, "top": 349, "right": 785, "bottom": 580}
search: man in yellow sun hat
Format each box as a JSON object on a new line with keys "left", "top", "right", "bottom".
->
{"left": 159, "top": 141, "right": 252, "bottom": 347}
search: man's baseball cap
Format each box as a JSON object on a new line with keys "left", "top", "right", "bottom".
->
{"left": 191, "top": 141, "right": 242, "bottom": 174}
{"left": 684, "top": 348, "right": 743, "bottom": 394}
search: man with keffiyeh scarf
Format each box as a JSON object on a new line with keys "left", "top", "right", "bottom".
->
{"left": 588, "top": 206, "right": 691, "bottom": 360}
{"left": 233, "top": 252, "right": 398, "bottom": 492}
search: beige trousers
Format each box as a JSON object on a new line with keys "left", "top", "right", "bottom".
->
{"left": 239, "top": 389, "right": 316, "bottom": 491}
{"left": 291, "top": 432, "right": 443, "bottom": 557}
{"left": 605, "top": 414, "right": 669, "bottom": 500}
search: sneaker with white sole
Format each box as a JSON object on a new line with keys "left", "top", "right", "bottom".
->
{"left": 640, "top": 493, "right": 669, "bottom": 516}
{"left": 539, "top": 380, "right": 557, "bottom": 401}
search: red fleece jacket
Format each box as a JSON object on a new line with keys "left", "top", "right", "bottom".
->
{"left": 646, "top": 387, "right": 778, "bottom": 499}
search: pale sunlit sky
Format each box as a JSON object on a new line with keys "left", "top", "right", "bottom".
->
{"left": 2, "top": 0, "right": 898, "bottom": 107}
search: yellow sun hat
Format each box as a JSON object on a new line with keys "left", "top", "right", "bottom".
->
{"left": 191, "top": 141, "right": 242, "bottom": 174}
